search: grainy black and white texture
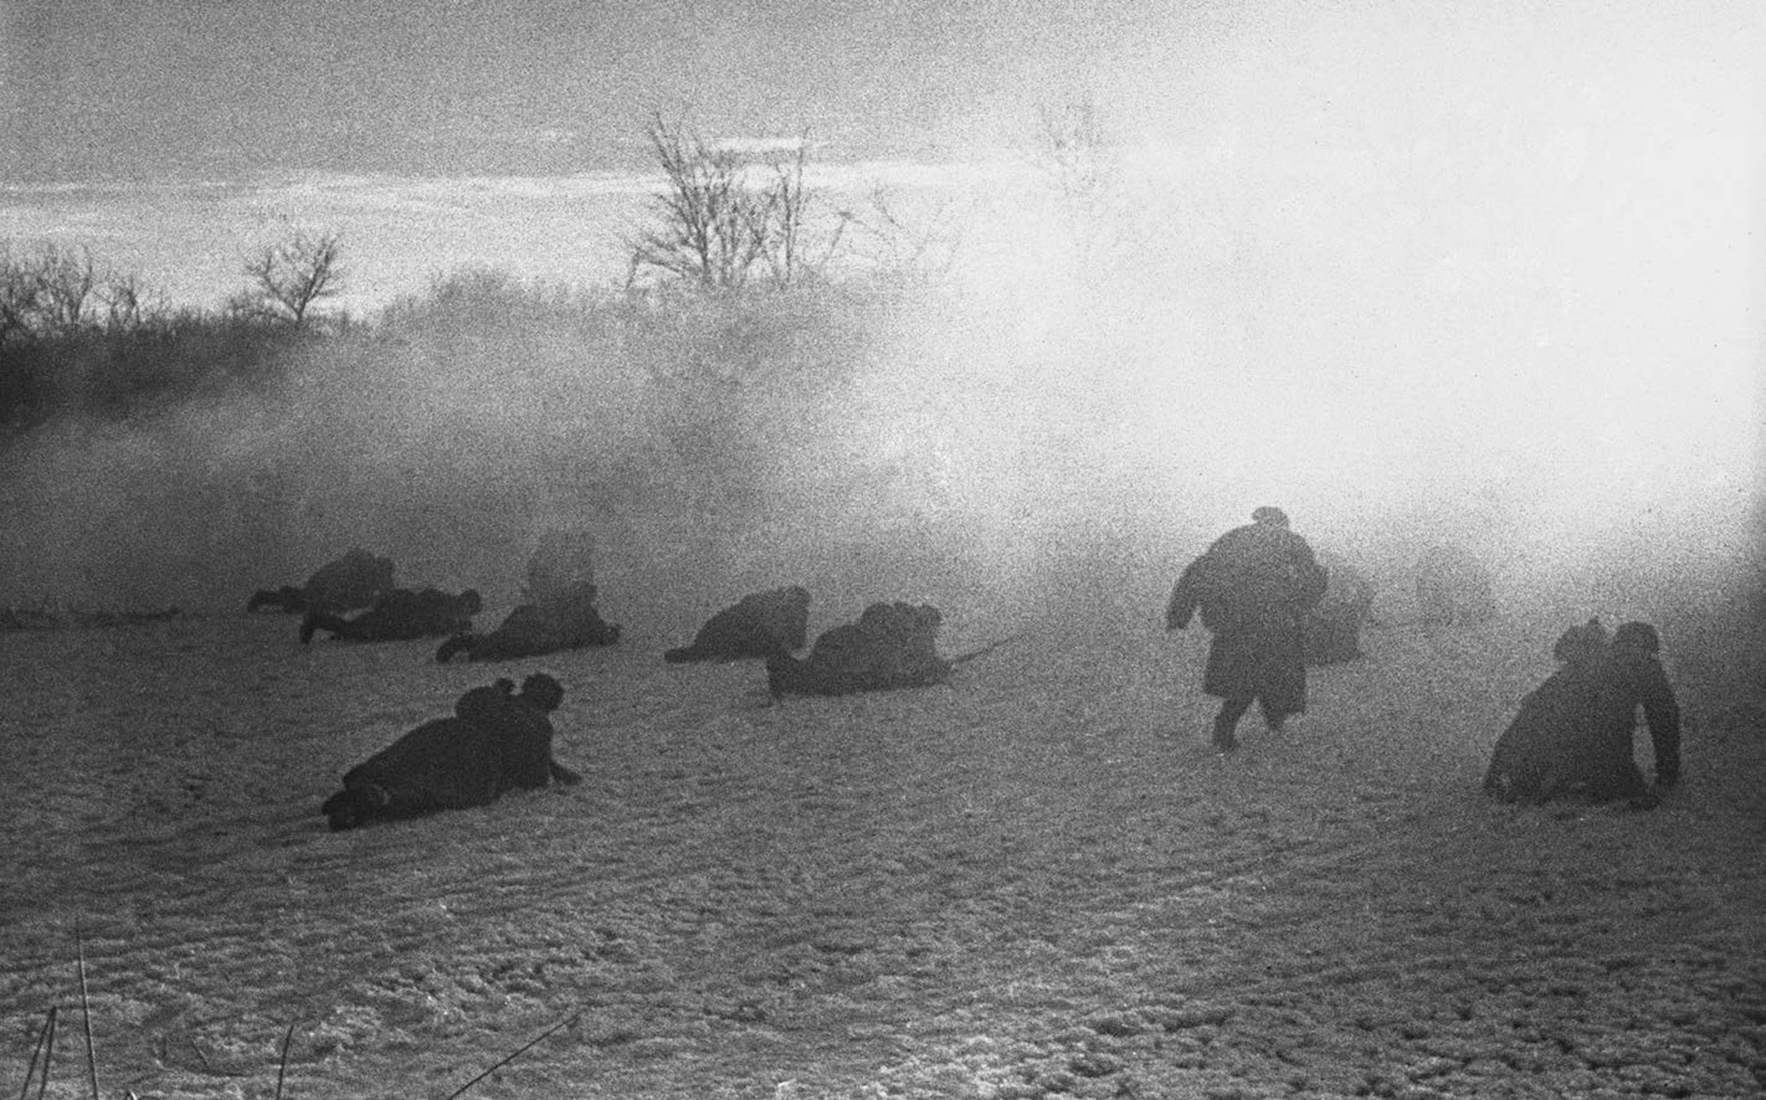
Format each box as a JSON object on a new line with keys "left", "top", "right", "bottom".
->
{"left": 2, "top": 613, "right": 1761, "bottom": 1098}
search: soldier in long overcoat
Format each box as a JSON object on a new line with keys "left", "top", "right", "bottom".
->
{"left": 1166, "top": 506, "right": 1328, "bottom": 752}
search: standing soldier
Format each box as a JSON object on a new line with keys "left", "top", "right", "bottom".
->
{"left": 1166, "top": 506, "right": 1329, "bottom": 752}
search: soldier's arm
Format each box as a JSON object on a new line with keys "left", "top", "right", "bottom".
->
{"left": 1292, "top": 540, "right": 1329, "bottom": 610}
{"left": 1166, "top": 556, "right": 1206, "bottom": 630}
{"left": 1638, "top": 658, "right": 1682, "bottom": 786}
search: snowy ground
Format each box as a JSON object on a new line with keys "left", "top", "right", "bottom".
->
{"left": 2, "top": 610, "right": 1762, "bottom": 1099}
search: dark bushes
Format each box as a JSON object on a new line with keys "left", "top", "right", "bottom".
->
{"left": 0, "top": 315, "right": 321, "bottom": 428}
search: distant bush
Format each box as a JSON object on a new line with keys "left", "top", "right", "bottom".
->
{"left": 0, "top": 307, "right": 320, "bottom": 429}
{"left": 0, "top": 233, "right": 351, "bottom": 430}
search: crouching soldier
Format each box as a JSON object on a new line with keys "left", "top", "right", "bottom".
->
{"left": 1484, "top": 619, "right": 1680, "bottom": 809}
{"left": 321, "top": 673, "right": 577, "bottom": 830}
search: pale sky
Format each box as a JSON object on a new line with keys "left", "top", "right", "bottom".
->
{"left": 6, "top": 0, "right": 1756, "bottom": 181}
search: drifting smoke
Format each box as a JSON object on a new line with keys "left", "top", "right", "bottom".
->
{"left": 0, "top": 211, "right": 1754, "bottom": 657}
{"left": 0, "top": 2, "right": 1759, "bottom": 660}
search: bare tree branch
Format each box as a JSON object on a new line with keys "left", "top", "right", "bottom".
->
{"left": 1028, "top": 97, "right": 1124, "bottom": 270}
{"left": 242, "top": 232, "right": 345, "bottom": 326}
{"left": 627, "top": 115, "right": 827, "bottom": 293}
{"left": 34, "top": 245, "right": 98, "bottom": 331}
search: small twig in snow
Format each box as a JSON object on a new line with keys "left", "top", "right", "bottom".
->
{"left": 442, "top": 1012, "right": 582, "bottom": 1100}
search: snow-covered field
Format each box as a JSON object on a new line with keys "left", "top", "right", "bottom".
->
{"left": 3, "top": 609, "right": 1762, "bottom": 1099}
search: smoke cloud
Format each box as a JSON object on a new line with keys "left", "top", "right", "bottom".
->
{"left": 1, "top": 1, "right": 1759, "bottom": 665}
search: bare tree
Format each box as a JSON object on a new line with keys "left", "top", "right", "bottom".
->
{"left": 97, "top": 271, "right": 154, "bottom": 331}
{"left": 242, "top": 232, "right": 344, "bottom": 326}
{"left": 0, "top": 245, "right": 44, "bottom": 345}
{"left": 32, "top": 245, "right": 99, "bottom": 331}
{"left": 750, "top": 141, "right": 809, "bottom": 289}
{"left": 627, "top": 116, "right": 824, "bottom": 292}
{"left": 1029, "top": 97, "right": 1123, "bottom": 269}
{"left": 836, "top": 185, "right": 966, "bottom": 285}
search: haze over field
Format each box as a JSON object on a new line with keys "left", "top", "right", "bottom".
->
{"left": 0, "top": 0, "right": 1761, "bottom": 640}
{"left": 2, "top": 8, "right": 1764, "bottom": 1094}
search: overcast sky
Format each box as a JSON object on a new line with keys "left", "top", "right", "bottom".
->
{"left": 5, "top": 0, "right": 1758, "bottom": 181}
{"left": 0, "top": 0, "right": 1201, "bottom": 178}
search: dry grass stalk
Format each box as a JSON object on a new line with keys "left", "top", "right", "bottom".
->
{"left": 441, "top": 1012, "right": 582, "bottom": 1100}
{"left": 74, "top": 924, "right": 100, "bottom": 1100}
{"left": 275, "top": 1019, "right": 296, "bottom": 1100}
{"left": 17, "top": 1005, "right": 58, "bottom": 1100}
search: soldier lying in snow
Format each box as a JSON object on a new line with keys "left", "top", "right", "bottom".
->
{"left": 247, "top": 548, "right": 396, "bottom": 615}
{"left": 766, "top": 601, "right": 1008, "bottom": 698}
{"left": 321, "top": 673, "right": 578, "bottom": 830}
{"left": 301, "top": 586, "right": 482, "bottom": 644}
{"left": 664, "top": 585, "right": 810, "bottom": 663}
{"left": 436, "top": 581, "right": 620, "bottom": 662}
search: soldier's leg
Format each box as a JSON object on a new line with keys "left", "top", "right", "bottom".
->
{"left": 1213, "top": 695, "right": 1253, "bottom": 752}
{"left": 1585, "top": 759, "right": 1653, "bottom": 806}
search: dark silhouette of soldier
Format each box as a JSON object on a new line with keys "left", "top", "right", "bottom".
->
{"left": 1305, "top": 551, "right": 1375, "bottom": 666}
{"left": 321, "top": 673, "right": 576, "bottom": 831}
{"left": 766, "top": 601, "right": 950, "bottom": 698}
{"left": 1484, "top": 618, "right": 1610, "bottom": 803}
{"left": 1582, "top": 621, "right": 1681, "bottom": 806}
{"left": 665, "top": 585, "right": 810, "bottom": 663}
{"left": 301, "top": 586, "right": 482, "bottom": 644}
{"left": 1484, "top": 619, "right": 1680, "bottom": 808}
{"left": 246, "top": 548, "right": 395, "bottom": 614}
{"left": 436, "top": 581, "right": 619, "bottom": 662}
{"left": 1166, "top": 507, "right": 1328, "bottom": 752}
